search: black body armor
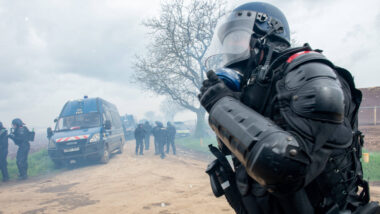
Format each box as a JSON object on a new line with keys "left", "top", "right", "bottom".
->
{"left": 207, "top": 48, "right": 378, "bottom": 214}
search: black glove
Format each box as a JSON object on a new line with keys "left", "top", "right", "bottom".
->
{"left": 198, "top": 70, "right": 234, "bottom": 112}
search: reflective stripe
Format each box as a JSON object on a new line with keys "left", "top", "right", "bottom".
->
{"left": 286, "top": 51, "right": 317, "bottom": 63}
{"left": 56, "top": 134, "right": 90, "bottom": 143}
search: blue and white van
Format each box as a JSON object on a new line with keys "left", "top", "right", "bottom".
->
{"left": 47, "top": 97, "right": 125, "bottom": 166}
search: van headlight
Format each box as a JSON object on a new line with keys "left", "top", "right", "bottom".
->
{"left": 89, "top": 133, "right": 100, "bottom": 143}
{"left": 48, "top": 139, "right": 56, "bottom": 149}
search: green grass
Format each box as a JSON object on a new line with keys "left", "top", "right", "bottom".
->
{"left": 362, "top": 151, "right": 380, "bottom": 181}
{"left": 176, "top": 136, "right": 218, "bottom": 153}
{"left": 0, "top": 149, "right": 57, "bottom": 180}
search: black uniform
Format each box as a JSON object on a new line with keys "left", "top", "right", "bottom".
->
{"left": 9, "top": 126, "right": 30, "bottom": 180}
{"left": 134, "top": 125, "right": 145, "bottom": 155}
{"left": 143, "top": 122, "right": 152, "bottom": 150}
{"left": 152, "top": 122, "right": 162, "bottom": 155}
{"left": 166, "top": 123, "right": 176, "bottom": 155}
{"left": 152, "top": 122, "right": 166, "bottom": 159}
{"left": 0, "top": 124, "right": 9, "bottom": 181}
{"left": 199, "top": 2, "right": 379, "bottom": 214}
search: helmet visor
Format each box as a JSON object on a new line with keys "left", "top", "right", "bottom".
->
{"left": 204, "top": 11, "right": 257, "bottom": 70}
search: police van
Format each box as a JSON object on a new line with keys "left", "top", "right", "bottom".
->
{"left": 47, "top": 97, "right": 125, "bottom": 167}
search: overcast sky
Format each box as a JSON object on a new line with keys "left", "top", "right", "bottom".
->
{"left": 0, "top": 0, "right": 379, "bottom": 129}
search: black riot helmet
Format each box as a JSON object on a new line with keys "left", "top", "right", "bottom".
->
{"left": 12, "top": 118, "right": 24, "bottom": 128}
{"left": 204, "top": 2, "right": 290, "bottom": 77}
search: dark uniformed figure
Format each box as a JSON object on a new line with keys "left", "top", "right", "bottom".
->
{"left": 199, "top": 2, "right": 379, "bottom": 214}
{"left": 152, "top": 122, "right": 161, "bottom": 155}
{"left": 166, "top": 122, "right": 176, "bottom": 155}
{"left": 153, "top": 122, "right": 166, "bottom": 159}
{"left": 143, "top": 121, "right": 152, "bottom": 150}
{"left": 134, "top": 124, "right": 145, "bottom": 155}
{"left": 8, "top": 118, "right": 30, "bottom": 180}
{"left": 0, "top": 122, "right": 9, "bottom": 182}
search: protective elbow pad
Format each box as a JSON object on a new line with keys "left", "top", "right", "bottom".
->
{"left": 209, "top": 97, "right": 310, "bottom": 193}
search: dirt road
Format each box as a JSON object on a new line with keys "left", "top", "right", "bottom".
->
{"left": 0, "top": 141, "right": 379, "bottom": 214}
{"left": 0, "top": 141, "right": 233, "bottom": 214}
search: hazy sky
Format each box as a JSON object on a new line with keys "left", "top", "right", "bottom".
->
{"left": 0, "top": 0, "right": 379, "bottom": 129}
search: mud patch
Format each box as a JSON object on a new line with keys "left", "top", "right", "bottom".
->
{"left": 151, "top": 202, "right": 171, "bottom": 207}
{"left": 22, "top": 207, "right": 47, "bottom": 214}
{"left": 39, "top": 192, "right": 99, "bottom": 211}
{"left": 161, "top": 176, "right": 174, "bottom": 181}
{"left": 38, "top": 183, "right": 79, "bottom": 193}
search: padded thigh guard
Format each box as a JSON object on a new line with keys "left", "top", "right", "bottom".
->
{"left": 209, "top": 97, "right": 310, "bottom": 193}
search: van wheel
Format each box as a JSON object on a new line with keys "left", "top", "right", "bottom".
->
{"left": 117, "top": 140, "right": 124, "bottom": 154}
{"left": 53, "top": 160, "right": 63, "bottom": 169}
{"left": 100, "top": 146, "right": 110, "bottom": 164}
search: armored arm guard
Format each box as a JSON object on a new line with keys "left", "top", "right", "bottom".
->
{"left": 209, "top": 96, "right": 307, "bottom": 193}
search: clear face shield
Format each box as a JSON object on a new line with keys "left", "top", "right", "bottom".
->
{"left": 203, "top": 11, "right": 257, "bottom": 71}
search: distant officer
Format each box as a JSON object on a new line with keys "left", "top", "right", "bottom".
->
{"left": 143, "top": 121, "right": 152, "bottom": 150}
{"left": 166, "top": 122, "right": 176, "bottom": 155}
{"left": 152, "top": 122, "right": 161, "bottom": 155}
{"left": 8, "top": 118, "right": 30, "bottom": 180}
{"left": 134, "top": 124, "right": 145, "bottom": 155}
{"left": 154, "top": 122, "right": 166, "bottom": 159}
{"left": 0, "top": 122, "right": 9, "bottom": 182}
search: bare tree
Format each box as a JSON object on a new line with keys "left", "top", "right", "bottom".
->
{"left": 160, "top": 98, "right": 184, "bottom": 122}
{"left": 133, "top": 0, "right": 226, "bottom": 137}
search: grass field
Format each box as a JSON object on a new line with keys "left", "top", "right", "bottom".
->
{"left": 0, "top": 149, "right": 56, "bottom": 180}
{"left": 0, "top": 140, "right": 379, "bottom": 181}
{"left": 177, "top": 137, "right": 380, "bottom": 181}
{"left": 176, "top": 136, "right": 218, "bottom": 153}
{"left": 362, "top": 151, "right": 380, "bottom": 181}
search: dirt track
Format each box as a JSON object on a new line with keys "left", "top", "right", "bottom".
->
{"left": 0, "top": 141, "right": 233, "bottom": 214}
{"left": 0, "top": 140, "right": 379, "bottom": 214}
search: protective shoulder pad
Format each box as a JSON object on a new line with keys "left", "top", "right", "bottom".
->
{"left": 278, "top": 52, "right": 345, "bottom": 124}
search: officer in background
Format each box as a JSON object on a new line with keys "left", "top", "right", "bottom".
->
{"left": 143, "top": 121, "right": 152, "bottom": 150}
{"left": 154, "top": 122, "right": 166, "bottom": 159}
{"left": 134, "top": 124, "right": 145, "bottom": 155}
{"left": 8, "top": 118, "right": 30, "bottom": 180}
{"left": 199, "top": 2, "right": 379, "bottom": 214}
{"left": 0, "top": 122, "right": 9, "bottom": 182}
{"left": 152, "top": 121, "right": 161, "bottom": 155}
{"left": 166, "top": 122, "right": 176, "bottom": 155}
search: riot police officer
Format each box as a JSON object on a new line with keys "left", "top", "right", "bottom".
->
{"left": 8, "top": 118, "right": 30, "bottom": 180}
{"left": 199, "top": 2, "right": 379, "bottom": 214}
{"left": 152, "top": 122, "right": 160, "bottom": 155}
{"left": 134, "top": 124, "right": 146, "bottom": 155}
{"left": 143, "top": 121, "right": 152, "bottom": 150}
{"left": 154, "top": 122, "right": 166, "bottom": 159}
{"left": 0, "top": 122, "right": 9, "bottom": 182}
{"left": 166, "top": 122, "right": 176, "bottom": 155}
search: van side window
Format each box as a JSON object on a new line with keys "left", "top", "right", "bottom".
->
{"left": 110, "top": 111, "right": 122, "bottom": 129}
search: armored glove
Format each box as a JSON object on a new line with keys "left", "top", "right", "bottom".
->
{"left": 198, "top": 71, "right": 235, "bottom": 112}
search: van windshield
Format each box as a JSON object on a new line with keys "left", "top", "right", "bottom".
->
{"left": 55, "top": 112, "right": 101, "bottom": 131}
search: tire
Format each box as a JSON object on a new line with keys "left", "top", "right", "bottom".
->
{"left": 53, "top": 160, "right": 63, "bottom": 169}
{"left": 100, "top": 145, "right": 110, "bottom": 164}
{"left": 117, "top": 139, "right": 125, "bottom": 154}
